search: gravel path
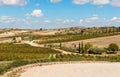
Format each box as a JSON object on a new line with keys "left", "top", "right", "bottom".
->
{"left": 25, "top": 41, "right": 72, "bottom": 54}
{"left": 20, "top": 63, "right": 120, "bottom": 77}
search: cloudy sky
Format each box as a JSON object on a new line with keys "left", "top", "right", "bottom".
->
{"left": 0, "top": 0, "right": 120, "bottom": 29}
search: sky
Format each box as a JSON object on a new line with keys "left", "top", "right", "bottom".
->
{"left": 0, "top": 0, "right": 120, "bottom": 29}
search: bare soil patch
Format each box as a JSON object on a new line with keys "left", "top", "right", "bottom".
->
{"left": 63, "top": 35, "right": 120, "bottom": 48}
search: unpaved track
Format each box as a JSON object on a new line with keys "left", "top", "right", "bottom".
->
{"left": 53, "top": 48, "right": 72, "bottom": 54}
{"left": 24, "top": 41, "right": 72, "bottom": 54}
{"left": 20, "top": 63, "right": 120, "bottom": 77}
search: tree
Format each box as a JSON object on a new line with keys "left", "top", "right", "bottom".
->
{"left": 12, "top": 37, "right": 16, "bottom": 43}
{"left": 118, "top": 27, "right": 120, "bottom": 32}
{"left": 78, "top": 42, "right": 89, "bottom": 54}
{"left": 81, "top": 29, "right": 85, "bottom": 35}
{"left": 108, "top": 43, "right": 119, "bottom": 51}
{"left": 40, "top": 28, "right": 43, "bottom": 31}
{"left": 85, "top": 42, "right": 93, "bottom": 53}
{"left": 78, "top": 42, "right": 81, "bottom": 53}
{"left": 81, "top": 42, "right": 84, "bottom": 54}
{"left": 60, "top": 42, "right": 62, "bottom": 48}
{"left": 88, "top": 47, "right": 106, "bottom": 54}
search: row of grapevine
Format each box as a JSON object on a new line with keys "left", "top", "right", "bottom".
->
{"left": 0, "top": 43, "right": 60, "bottom": 61}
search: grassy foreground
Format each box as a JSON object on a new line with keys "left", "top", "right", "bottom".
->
{"left": 0, "top": 43, "right": 60, "bottom": 75}
{"left": 1, "top": 54, "right": 120, "bottom": 75}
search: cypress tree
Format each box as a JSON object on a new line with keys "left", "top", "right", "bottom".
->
{"left": 119, "top": 27, "right": 120, "bottom": 32}
{"left": 84, "top": 44, "right": 87, "bottom": 54}
{"left": 60, "top": 42, "right": 62, "bottom": 48}
{"left": 81, "top": 42, "right": 84, "bottom": 54}
{"left": 78, "top": 42, "right": 81, "bottom": 53}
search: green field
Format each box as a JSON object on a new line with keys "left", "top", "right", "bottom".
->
{"left": 0, "top": 43, "right": 60, "bottom": 61}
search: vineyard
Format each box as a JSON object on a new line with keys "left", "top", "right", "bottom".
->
{"left": 0, "top": 43, "right": 60, "bottom": 61}
{"left": 55, "top": 54, "right": 120, "bottom": 62}
{"left": 36, "top": 31, "right": 120, "bottom": 44}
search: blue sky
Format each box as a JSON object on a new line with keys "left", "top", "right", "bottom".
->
{"left": 0, "top": 0, "right": 120, "bottom": 29}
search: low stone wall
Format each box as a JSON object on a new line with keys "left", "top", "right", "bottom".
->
{"left": 1, "top": 61, "right": 111, "bottom": 77}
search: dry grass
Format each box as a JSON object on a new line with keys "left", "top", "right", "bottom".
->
{"left": 31, "top": 30, "right": 58, "bottom": 35}
{"left": 63, "top": 35, "right": 120, "bottom": 48}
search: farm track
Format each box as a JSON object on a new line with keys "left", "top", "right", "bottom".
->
{"left": 24, "top": 41, "right": 72, "bottom": 55}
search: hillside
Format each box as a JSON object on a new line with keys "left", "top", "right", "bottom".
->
{"left": 63, "top": 35, "right": 120, "bottom": 48}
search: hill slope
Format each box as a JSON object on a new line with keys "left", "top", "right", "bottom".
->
{"left": 63, "top": 35, "right": 120, "bottom": 48}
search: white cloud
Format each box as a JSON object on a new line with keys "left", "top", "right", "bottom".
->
{"left": 62, "top": 19, "right": 75, "bottom": 24}
{"left": 26, "top": 9, "right": 43, "bottom": 18}
{"left": 56, "top": 19, "right": 62, "bottom": 21}
{"left": 0, "top": 16, "right": 29, "bottom": 29}
{"left": 73, "top": 0, "right": 110, "bottom": 5}
{"left": 73, "top": 0, "right": 90, "bottom": 5}
{"left": 78, "top": 15, "right": 120, "bottom": 26}
{"left": 111, "top": 17, "right": 120, "bottom": 22}
{"left": 44, "top": 20, "right": 51, "bottom": 23}
{"left": 0, "top": 0, "right": 28, "bottom": 6}
{"left": 72, "top": 0, "right": 120, "bottom": 7}
{"left": 85, "top": 15, "right": 100, "bottom": 22}
{"left": 63, "top": 19, "right": 70, "bottom": 23}
{"left": 111, "top": 0, "right": 120, "bottom": 7}
{"left": 80, "top": 19, "right": 83, "bottom": 23}
{"left": 92, "top": 0, "right": 110, "bottom": 5}
{"left": 35, "top": 3, "right": 40, "bottom": 6}
{"left": 0, "top": 16, "right": 19, "bottom": 23}
{"left": 0, "top": 15, "right": 120, "bottom": 29}
{"left": 111, "top": 17, "right": 118, "bottom": 21}
{"left": 50, "top": 0, "right": 61, "bottom": 3}
{"left": 89, "top": 16, "right": 99, "bottom": 20}
{"left": 31, "top": 10, "right": 43, "bottom": 17}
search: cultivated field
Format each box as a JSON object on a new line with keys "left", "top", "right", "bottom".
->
{"left": 0, "top": 43, "right": 60, "bottom": 61}
{"left": 31, "top": 30, "right": 59, "bottom": 35}
{"left": 63, "top": 35, "right": 120, "bottom": 48}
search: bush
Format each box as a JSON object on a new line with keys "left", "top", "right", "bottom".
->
{"left": 85, "top": 42, "right": 93, "bottom": 51}
{"left": 108, "top": 43, "right": 119, "bottom": 51}
{"left": 10, "top": 60, "right": 29, "bottom": 67}
{"left": 0, "top": 66, "right": 5, "bottom": 75}
{"left": 88, "top": 47, "right": 106, "bottom": 54}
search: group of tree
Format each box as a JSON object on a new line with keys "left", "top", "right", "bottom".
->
{"left": 77, "top": 42, "right": 119, "bottom": 54}
{"left": 78, "top": 42, "right": 93, "bottom": 54}
{"left": 81, "top": 27, "right": 120, "bottom": 35}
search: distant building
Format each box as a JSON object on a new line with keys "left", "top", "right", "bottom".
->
{"left": 16, "top": 37, "right": 22, "bottom": 42}
{"left": 13, "top": 37, "right": 22, "bottom": 43}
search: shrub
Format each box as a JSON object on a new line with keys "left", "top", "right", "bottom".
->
{"left": 108, "top": 43, "right": 119, "bottom": 51}
{"left": 10, "top": 60, "right": 29, "bottom": 67}
{"left": 85, "top": 42, "right": 93, "bottom": 52}
{"left": 0, "top": 66, "right": 5, "bottom": 75}
{"left": 88, "top": 47, "right": 106, "bottom": 54}
{"left": 85, "top": 42, "right": 93, "bottom": 49}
